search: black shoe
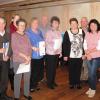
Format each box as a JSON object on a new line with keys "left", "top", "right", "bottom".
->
{"left": 24, "top": 95, "right": 32, "bottom": 100}
{"left": 11, "top": 86, "right": 14, "bottom": 91}
{"left": 76, "top": 84, "right": 82, "bottom": 89}
{"left": 14, "top": 98, "right": 19, "bottom": 100}
{"left": 53, "top": 83, "right": 58, "bottom": 87}
{"left": 48, "top": 85, "right": 55, "bottom": 89}
{"left": 69, "top": 85, "right": 74, "bottom": 89}
{"left": 0, "top": 95, "right": 13, "bottom": 100}
{"left": 36, "top": 86, "right": 40, "bottom": 91}
{"left": 30, "top": 87, "right": 40, "bottom": 92}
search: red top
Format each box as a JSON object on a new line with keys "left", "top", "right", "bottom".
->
{"left": 10, "top": 22, "right": 17, "bottom": 34}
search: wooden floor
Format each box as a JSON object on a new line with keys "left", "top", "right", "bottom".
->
{"left": 7, "top": 67, "right": 100, "bottom": 100}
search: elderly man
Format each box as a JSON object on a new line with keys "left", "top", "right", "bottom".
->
{"left": 39, "top": 15, "right": 50, "bottom": 39}
{"left": 0, "top": 17, "right": 12, "bottom": 100}
{"left": 80, "top": 17, "right": 89, "bottom": 83}
{"left": 39, "top": 16, "right": 50, "bottom": 83}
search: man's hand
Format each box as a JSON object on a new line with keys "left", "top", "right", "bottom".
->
{"left": 3, "top": 56, "right": 9, "bottom": 61}
{"left": 0, "top": 48, "right": 6, "bottom": 54}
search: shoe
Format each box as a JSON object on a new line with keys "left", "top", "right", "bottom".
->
{"left": 76, "top": 84, "right": 82, "bottom": 89}
{"left": 24, "top": 95, "right": 32, "bottom": 100}
{"left": 30, "top": 87, "right": 40, "bottom": 92}
{"left": 30, "top": 88, "right": 36, "bottom": 92}
{"left": 11, "top": 86, "right": 14, "bottom": 91}
{"left": 86, "top": 88, "right": 91, "bottom": 95}
{"left": 69, "top": 85, "right": 74, "bottom": 89}
{"left": 36, "top": 87, "right": 40, "bottom": 91}
{"left": 88, "top": 89, "right": 96, "bottom": 98}
{"left": 0, "top": 94, "right": 13, "bottom": 100}
{"left": 48, "top": 85, "right": 55, "bottom": 89}
{"left": 53, "top": 83, "right": 58, "bottom": 87}
{"left": 14, "top": 98, "right": 19, "bottom": 100}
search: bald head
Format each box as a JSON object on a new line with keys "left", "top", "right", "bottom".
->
{"left": 0, "top": 17, "right": 6, "bottom": 32}
{"left": 81, "top": 17, "right": 88, "bottom": 29}
{"left": 41, "top": 16, "right": 48, "bottom": 27}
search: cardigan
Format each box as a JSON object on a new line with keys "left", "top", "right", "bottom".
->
{"left": 62, "top": 28, "right": 85, "bottom": 58}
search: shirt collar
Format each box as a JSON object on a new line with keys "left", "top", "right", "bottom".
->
{"left": 0, "top": 31, "right": 5, "bottom": 37}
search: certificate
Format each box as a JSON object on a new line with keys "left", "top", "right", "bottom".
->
{"left": 83, "top": 40, "right": 87, "bottom": 50}
{"left": 96, "top": 40, "right": 100, "bottom": 50}
{"left": 39, "top": 41, "right": 45, "bottom": 56}
{"left": 3, "top": 42, "right": 9, "bottom": 57}
{"left": 54, "top": 39, "right": 62, "bottom": 50}
{"left": 16, "top": 63, "right": 30, "bottom": 74}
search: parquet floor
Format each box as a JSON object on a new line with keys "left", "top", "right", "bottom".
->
{"left": 7, "top": 67, "right": 100, "bottom": 100}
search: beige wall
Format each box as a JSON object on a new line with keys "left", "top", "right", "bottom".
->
{"left": 0, "top": 2, "right": 100, "bottom": 32}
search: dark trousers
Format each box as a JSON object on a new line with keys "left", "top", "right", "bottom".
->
{"left": 30, "top": 58, "right": 44, "bottom": 89}
{"left": 8, "top": 60, "right": 14, "bottom": 90}
{"left": 0, "top": 60, "right": 10, "bottom": 95}
{"left": 46, "top": 55, "right": 59, "bottom": 86}
{"left": 68, "top": 58, "right": 83, "bottom": 85}
{"left": 39, "top": 57, "right": 45, "bottom": 81}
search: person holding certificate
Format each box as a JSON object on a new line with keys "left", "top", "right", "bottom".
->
{"left": 45, "top": 16, "right": 62, "bottom": 89}
{"left": 11, "top": 19, "right": 32, "bottom": 100}
{"left": 26, "top": 17, "right": 45, "bottom": 92}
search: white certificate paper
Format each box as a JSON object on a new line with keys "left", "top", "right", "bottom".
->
{"left": 96, "top": 40, "right": 100, "bottom": 50}
{"left": 3, "top": 42, "right": 9, "bottom": 57}
{"left": 54, "top": 39, "right": 62, "bottom": 50}
{"left": 39, "top": 41, "right": 45, "bottom": 56}
{"left": 83, "top": 40, "right": 87, "bottom": 50}
{"left": 16, "top": 63, "right": 30, "bottom": 74}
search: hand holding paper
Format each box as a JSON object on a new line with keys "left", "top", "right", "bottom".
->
{"left": 39, "top": 41, "right": 45, "bottom": 56}
{"left": 0, "top": 48, "right": 6, "bottom": 53}
{"left": 3, "top": 42, "right": 9, "bottom": 61}
{"left": 16, "top": 63, "right": 30, "bottom": 74}
{"left": 54, "top": 39, "right": 62, "bottom": 50}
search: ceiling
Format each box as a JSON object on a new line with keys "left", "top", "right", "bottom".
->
{"left": 0, "top": 0, "right": 100, "bottom": 12}
{"left": 0, "top": 0, "right": 26, "bottom": 5}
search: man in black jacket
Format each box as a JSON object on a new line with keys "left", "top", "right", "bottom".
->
{"left": 0, "top": 17, "right": 13, "bottom": 100}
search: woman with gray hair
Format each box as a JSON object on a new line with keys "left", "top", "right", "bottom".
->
{"left": 11, "top": 19, "right": 32, "bottom": 100}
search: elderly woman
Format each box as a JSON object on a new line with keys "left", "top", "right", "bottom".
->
{"left": 11, "top": 19, "right": 32, "bottom": 100}
{"left": 63, "top": 18, "right": 85, "bottom": 89}
{"left": 45, "top": 16, "right": 62, "bottom": 89}
{"left": 26, "top": 17, "right": 45, "bottom": 92}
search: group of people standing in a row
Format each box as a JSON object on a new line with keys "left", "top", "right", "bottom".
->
{"left": 0, "top": 14, "right": 100, "bottom": 100}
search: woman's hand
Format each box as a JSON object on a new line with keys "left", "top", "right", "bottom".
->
{"left": 24, "top": 56, "right": 31, "bottom": 65}
{"left": 64, "top": 57, "right": 68, "bottom": 61}
{"left": 86, "top": 54, "right": 92, "bottom": 60}
{"left": 59, "top": 53, "right": 62, "bottom": 58}
{"left": 19, "top": 53, "right": 31, "bottom": 62}
{"left": 32, "top": 47, "right": 39, "bottom": 52}
{"left": 82, "top": 55, "right": 87, "bottom": 60}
